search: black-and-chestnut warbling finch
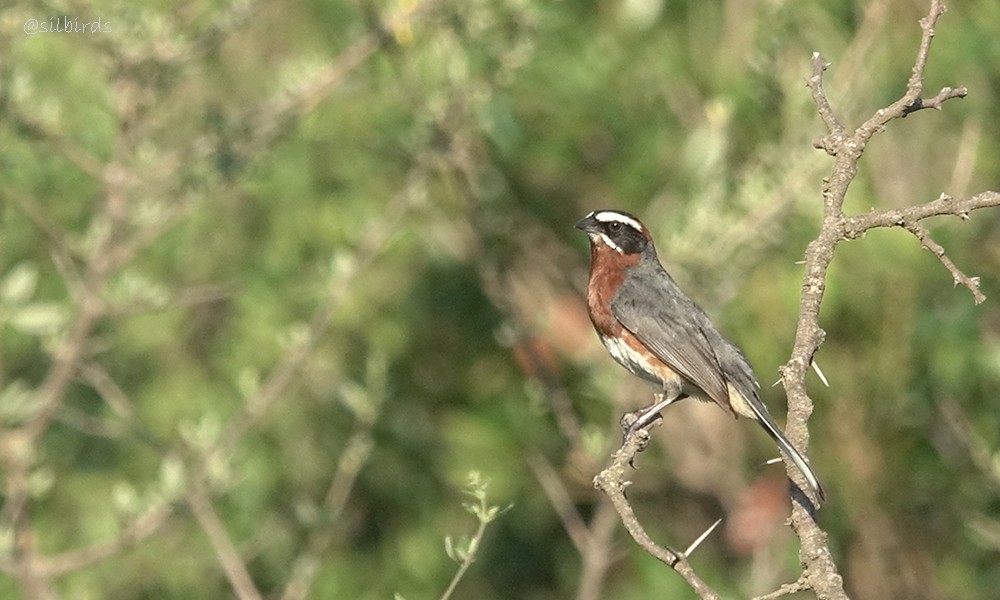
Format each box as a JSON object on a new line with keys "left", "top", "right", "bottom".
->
{"left": 576, "top": 209, "right": 825, "bottom": 503}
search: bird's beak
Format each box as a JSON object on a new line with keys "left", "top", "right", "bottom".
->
{"left": 575, "top": 213, "right": 599, "bottom": 234}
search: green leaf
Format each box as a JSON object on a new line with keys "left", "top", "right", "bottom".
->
{"left": 9, "top": 303, "right": 68, "bottom": 335}
{"left": 159, "top": 456, "right": 186, "bottom": 501}
{"left": 237, "top": 367, "right": 260, "bottom": 399}
{"left": 1, "top": 262, "right": 38, "bottom": 305}
{"left": 112, "top": 482, "right": 140, "bottom": 516}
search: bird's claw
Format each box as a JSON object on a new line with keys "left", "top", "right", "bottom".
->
{"left": 621, "top": 408, "right": 661, "bottom": 440}
{"left": 620, "top": 411, "right": 639, "bottom": 438}
{"left": 620, "top": 410, "right": 659, "bottom": 467}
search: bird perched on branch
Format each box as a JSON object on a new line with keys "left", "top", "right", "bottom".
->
{"left": 576, "top": 209, "right": 825, "bottom": 503}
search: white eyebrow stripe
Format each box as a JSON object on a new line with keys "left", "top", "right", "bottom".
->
{"left": 592, "top": 211, "right": 644, "bottom": 232}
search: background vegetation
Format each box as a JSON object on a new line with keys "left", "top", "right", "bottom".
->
{"left": 1, "top": 0, "right": 998, "bottom": 598}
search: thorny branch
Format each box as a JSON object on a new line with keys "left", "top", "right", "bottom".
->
{"left": 590, "top": 1, "right": 998, "bottom": 598}
{"left": 843, "top": 191, "right": 1000, "bottom": 303}
{"left": 593, "top": 428, "right": 722, "bottom": 600}
{"left": 780, "top": 0, "right": 996, "bottom": 598}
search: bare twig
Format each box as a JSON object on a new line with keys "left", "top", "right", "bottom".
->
{"left": 753, "top": 577, "right": 809, "bottom": 600}
{"left": 780, "top": 1, "right": 994, "bottom": 597}
{"left": 842, "top": 191, "right": 1000, "bottom": 234}
{"left": 841, "top": 191, "right": 1000, "bottom": 303}
{"left": 903, "top": 221, "right": 984, "bottom": 302}
{"left": 593, "top": 429, "right": 721, "bottom": 600}
{"left": 808, "top": 54, "right": 846, "bottom": 150}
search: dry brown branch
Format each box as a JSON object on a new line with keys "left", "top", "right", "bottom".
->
{"left": 753, "top": 577, "right": 809, "bottom": 600}
{"left": 588, "top": 1, "right": 995, "bottom": 598}
{"left": 841, "top": 191, "right": 1000, "bottom": 303}
{"left": 593, "top": 428, "right": 721, "bottom": 600}
{"left": 778, "top": 0, "right": 996, "bottom": 597}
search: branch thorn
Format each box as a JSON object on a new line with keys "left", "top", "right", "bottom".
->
{"left": 683, "top": 519, "right": 723, "bottom": 558}
{"left": 811, "top": 360, "right": 830, "bottom": 387}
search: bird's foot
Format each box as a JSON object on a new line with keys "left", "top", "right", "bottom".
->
{"left": 620, "top": 408, "right": 661, "bottom": 446}
{"left": 622, "top": 409, "right": 661, "bottom": 438}
{"left": 619, "top": 392, "right": 678, "bottom": 467}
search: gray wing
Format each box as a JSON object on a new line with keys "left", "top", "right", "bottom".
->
{"left": 613, "top": 264, "right": 825, "bottom": 500}
{"left": 610, "top": 265, "right": 731, "bottom": 409}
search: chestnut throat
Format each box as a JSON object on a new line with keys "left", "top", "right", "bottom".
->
{"left": 585, "top": 243, "right": 641, "bottom": 338}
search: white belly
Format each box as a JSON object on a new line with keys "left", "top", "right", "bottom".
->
{"left": 600, "top": 334, "right": 661, "bottom": 385}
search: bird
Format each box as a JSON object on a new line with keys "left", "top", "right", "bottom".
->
{"left": 576, "top": 209, "right": 825, "bottom": 503}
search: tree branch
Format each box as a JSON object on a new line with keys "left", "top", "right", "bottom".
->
{"left": 0, "top": 504, "right": 174, "bottom": 578}
{"left": 781, "top": 1, "right": 993, "bottom": 597}
{"left": 187, "top": 481, "right": 264, "bottom": 600}
{"left": 594, "top": 429, "right": 721, "bottom": 600}
{"left": 842, "top": 191, "right": 1000, "bottom": 303}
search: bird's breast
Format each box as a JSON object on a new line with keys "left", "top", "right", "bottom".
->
{"left": 598, "top": 331, "right": 660, "bottom": 384}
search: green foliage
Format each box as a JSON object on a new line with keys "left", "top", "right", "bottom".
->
{"left": 1, "top": 0, "right": 999, "bottom": 599}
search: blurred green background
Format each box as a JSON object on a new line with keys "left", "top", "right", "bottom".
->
{"left": 1, "top": 0, "right": 998, "bottom": 598}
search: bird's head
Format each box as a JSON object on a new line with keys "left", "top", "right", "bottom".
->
{"left": 575, "top": 209, "right": 654, "bottom": 257}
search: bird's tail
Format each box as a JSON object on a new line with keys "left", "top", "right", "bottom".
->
{"left": 744, "top": 394, "right": 826, "bottom": 504}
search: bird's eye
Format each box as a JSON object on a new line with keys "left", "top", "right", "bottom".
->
{"left": 608, "top": 222, "right": 622, "bottom": 231}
